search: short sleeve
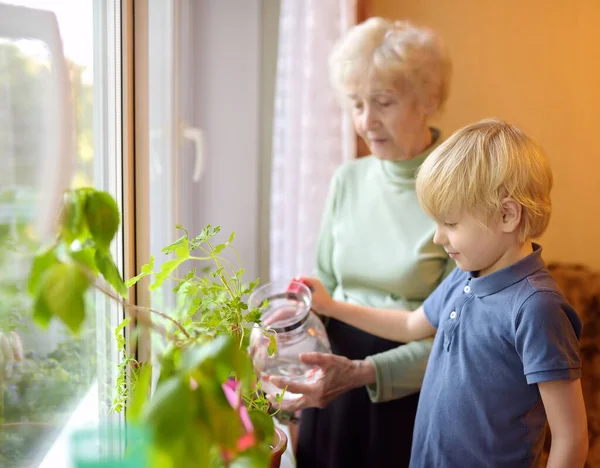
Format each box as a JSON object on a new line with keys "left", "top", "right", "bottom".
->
{"left": 422, "top": 266, "right": 462, "bottom": 328}
{"left": 514, "top": 291, "right": 582, "bottom": 385}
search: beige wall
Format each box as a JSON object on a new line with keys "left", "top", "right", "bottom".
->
{"left": 372, "top": 0, "right": 600, "bottom": 269}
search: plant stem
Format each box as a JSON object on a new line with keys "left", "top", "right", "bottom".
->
{"left": 207, "top": 241, "right": 235, "bottom": 300}
{"left": 228, "top": 244, "right": 244, "bottom": 293}
{"left": 188, "top": 255, "right": 213, "bottom": 262}
{"left": 94, "top": 281, "right": 191, "bottom": 339}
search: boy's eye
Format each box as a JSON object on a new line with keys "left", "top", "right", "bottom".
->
{"left": 376, "top": 101, "right": 392, "bottom": 107}
{"left": 444, "top": 222, "right": 457, "bottom": 228}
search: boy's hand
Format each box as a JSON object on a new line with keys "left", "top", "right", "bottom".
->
{"left": 294, "top": 276, "right": 336, "bottom": 316}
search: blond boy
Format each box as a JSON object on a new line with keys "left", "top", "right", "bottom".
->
{"left": 281, "top": 120, "right": 588, "bottom": 467}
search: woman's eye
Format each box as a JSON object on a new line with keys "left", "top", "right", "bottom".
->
{"left": 377, "top": 101, "right": 392, "bottom": 107}
{"left": 444, "top": 222, "right": 457, "bottom": 228}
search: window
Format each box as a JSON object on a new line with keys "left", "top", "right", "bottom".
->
{"left": 0, "top": 1, "right": 124, "bottom": 465}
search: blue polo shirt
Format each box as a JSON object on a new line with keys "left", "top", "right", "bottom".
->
{"left": 410, "top": 244, "right": 582, "bottom": 468}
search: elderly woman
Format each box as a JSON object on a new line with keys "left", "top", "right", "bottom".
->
{"left": 272, "top": 18, "right": 454, "bottom": 468}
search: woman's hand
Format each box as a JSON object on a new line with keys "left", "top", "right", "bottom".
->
{"left": 268, "top": 353, "right": 376, "bottom": 411}
{"left": 294, "top": 276, "right": 336, "bottom": 316}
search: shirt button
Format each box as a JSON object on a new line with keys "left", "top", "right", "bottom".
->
{"left": 464, "top": 285, "right": 471, "bottom": 293}
{"left": 450, "top": 311, "right": 457, "bottom": 319}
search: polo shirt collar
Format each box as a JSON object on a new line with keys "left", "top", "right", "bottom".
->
{"left": 468, "top": 243, "right": 545, "bottom": 297}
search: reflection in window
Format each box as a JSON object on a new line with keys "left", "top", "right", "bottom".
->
{"left": 0, "top": 1, "right": 101, "bottom": 465}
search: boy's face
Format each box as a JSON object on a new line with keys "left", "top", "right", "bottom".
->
{"left": 433, "top": 211, "right": 512, "bottom": 277}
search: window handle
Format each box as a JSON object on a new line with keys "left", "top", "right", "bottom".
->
{"left": 182, "top": 126, "right": 204, "bottom": 182}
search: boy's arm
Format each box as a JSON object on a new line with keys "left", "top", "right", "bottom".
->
{"left": 299, "top": 275, "right": 439, "bottom": 342}
{"left": 327, "top": 302, "right": 436, "bottom": 342}
{"left": 539, "top": 379, "right": 588, "bottom": 468}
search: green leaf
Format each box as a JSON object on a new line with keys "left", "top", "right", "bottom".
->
{"left": 175, "top": 239, "right": 190, "bottom": 260}
{"left": 61, "top": 190, "right": 86, "bottom": 243}
{"left": 185, "top": 267, "right": 196, "bottom": 281}
{"left": 32, "top": 294, "right": 53, "bottom": 329}
{"left": 162, "top": 235, "right": 187, "bottom": 255}
{"left": 95, "top": 249, "right": 128, "bottom": 298}
{"left": 192, "top": 382, "right": 236, "bottom": 446}
{"left": 125, "top": 255, "right": 154, "bottom": 288}
{"left": 173, "top": 267, "right": 197, "bottom": 293}
{"left": 213, "top": 243, "right": 226, "bottom": 255}
{"left": 244, "top": 309, "right": 261, "bottom": 324}
{"left": 70, "top": 247, "right": 98, "bottom": 273}
{"left": 247, "top": 409, "right": 275, "bottom": 445}
{"left": 142, "top": 376, "right": 193, "bottom": 445}
{"left": 142, "top": 256, "right": 155, "bottom": 274}
{"left": 192, "top": 224, "right": 219, "bottom": 245}
{"left": 84, "top": 191, "right": 120, "bottom": 250}
{"left": 37, "top": 263, "right": 91, "bottom": 333}
{"left": 152, "top": 240, "right": 190, "bottom": 290}
{"left": 128, "top": 362, "right": 152, "bottom": 423}
{"left": 228, "top": 231, "right": 235, "bottom": 244}
{"left": 267, "top": 334, "right": 277, "bottom": 356}
{"left": 28, "top": 247, "right": 59, "bottom": 295}
{"left": 115, "top": 316, "right": 131, "bottom": 335}
{"left": 180, "top": 335, "right": 232, "bottom": 373}
{"left": 114, "top": 317, "right": 130, "bottom": 348}
{"left": 230, "top": 442, "right": 271, "bottom": 468}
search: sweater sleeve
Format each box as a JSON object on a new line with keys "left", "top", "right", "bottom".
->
{"left": 365, "top": 338, "right": 433, "bottom": 402}
{"left": 314, "top": 169, "right": 342, "bottom": 295}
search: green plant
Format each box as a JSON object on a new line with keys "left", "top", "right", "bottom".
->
{"left": 26, "top": 188, "right": 282, "bottom": 467}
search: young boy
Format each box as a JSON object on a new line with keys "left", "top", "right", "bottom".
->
{"left": 293, "top": 120, "right": 588, "bottom": 467}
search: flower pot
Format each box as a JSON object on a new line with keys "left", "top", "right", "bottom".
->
{"left": 270, "top": 426, "right": 288, "bottom": 468}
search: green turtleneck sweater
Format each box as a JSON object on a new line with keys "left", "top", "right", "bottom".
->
{"left": 315, "top": 131, "right": 454, "bottom": 402}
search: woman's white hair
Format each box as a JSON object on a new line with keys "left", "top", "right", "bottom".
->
{"left": 329, "top": 17, "right": 451, "bottom": 114}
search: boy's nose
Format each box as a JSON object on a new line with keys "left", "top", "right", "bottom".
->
{"left": 433, "top": 227, "right": 445, "bottom": 246}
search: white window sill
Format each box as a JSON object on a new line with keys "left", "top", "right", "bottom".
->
{"left": 36, "top": 381, "right": 297, "bottom": 468}
{"left": 38, "top": 381, "right": 99, "bottom": 468}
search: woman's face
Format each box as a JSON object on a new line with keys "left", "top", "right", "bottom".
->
{"left": 349, "top": 82, "right": 430, "bottom": 161}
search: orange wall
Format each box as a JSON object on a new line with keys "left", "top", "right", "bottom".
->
{"left": 372, "top": 0, "right": 600, "bottom": 269}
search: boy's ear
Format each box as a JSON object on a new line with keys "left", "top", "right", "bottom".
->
{"left": 500, "top": 198, "right": 522, "bottom": 234}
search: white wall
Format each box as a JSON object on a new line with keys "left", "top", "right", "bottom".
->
{"left": 184, "top": 0, "right": 279, "bottom": 283}
{"left": 259, "top": 0, "right": 280, "bottom": 282}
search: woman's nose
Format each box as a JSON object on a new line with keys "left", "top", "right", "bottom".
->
{"left": 361, "top": 107, "right": 380, "bottom": 131}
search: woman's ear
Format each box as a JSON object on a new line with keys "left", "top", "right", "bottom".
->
{"left": 500, "top": 198, "right": 522, "bottom": 234}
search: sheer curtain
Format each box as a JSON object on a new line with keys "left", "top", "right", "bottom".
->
{"left": 270, "top": 0, "right": 356, "bottom": 283}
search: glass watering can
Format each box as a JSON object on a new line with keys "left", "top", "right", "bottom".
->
{"left": 249, "top": 280, "right": 331, "bottom": 401}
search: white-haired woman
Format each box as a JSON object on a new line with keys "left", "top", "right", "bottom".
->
{"left": 271, "top": 18, "right": 455, "bottom": 467}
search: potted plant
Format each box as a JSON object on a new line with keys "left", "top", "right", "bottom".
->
{"left": 26, "top": 187, "right": 287, "bottom": 467}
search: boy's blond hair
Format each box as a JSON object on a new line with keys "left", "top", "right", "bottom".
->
{"left": 416, "top": 119, "right": 553, "bottom": 243}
